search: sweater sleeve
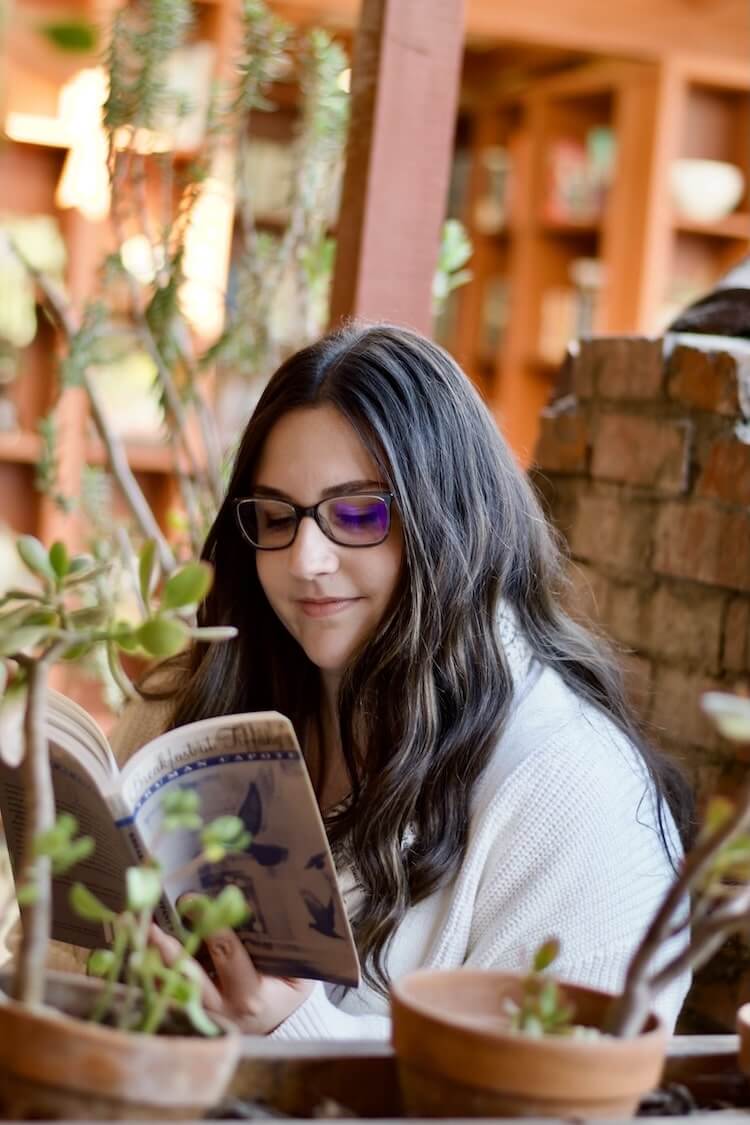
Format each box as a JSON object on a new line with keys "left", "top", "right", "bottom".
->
{"left": 109, "top": 695, "right": 174, "bottom": 766}
{"left": 269, "top": 982, "right": 390, "bottom": 1040}
{"left": 463, "top": 730, "right": 689, "bottom": 1031}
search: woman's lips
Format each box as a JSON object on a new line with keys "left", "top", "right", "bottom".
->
{"left": 298, "top": 597, "right": 361, "bottom": 618}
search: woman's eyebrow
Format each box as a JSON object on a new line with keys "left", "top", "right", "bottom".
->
{"left": 252, "top": 479, "right": 385, "bottom": 500}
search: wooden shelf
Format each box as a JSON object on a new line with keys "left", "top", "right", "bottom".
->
{"left": 673, "top": 212, "right": 750, "bottom": 240}
{"left": 0, "top": 430, "right": 42, "bottom": 465}
{"left": 538, "top": 215, "right": 602, "bottom": 235}
{"left": 85, "top": 439, "right": 175, "bottom": 474}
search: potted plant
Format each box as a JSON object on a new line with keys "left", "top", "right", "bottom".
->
{"left": 391, "top": 690, "right": 750, "bottom": 1119}
{"left": 0, "top": 534, "right": 248, "bottom": 1119}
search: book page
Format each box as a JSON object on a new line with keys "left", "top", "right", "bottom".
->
{"left": 118, "top": 712, "right": 360, "bottom": 987}
{"left": 0, "top": 727, "right": 134, "bottom": 949}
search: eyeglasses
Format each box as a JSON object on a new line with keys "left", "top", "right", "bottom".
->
{"left": 235, "top": 492, "right": 394, "bottom": 550}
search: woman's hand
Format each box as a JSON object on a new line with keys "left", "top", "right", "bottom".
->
{"left": 149, "top": 923, "right": 315, "bottom": 1035}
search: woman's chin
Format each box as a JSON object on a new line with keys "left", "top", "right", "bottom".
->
{"left": 298, "top": 638, "right": 356, "bottom": 676}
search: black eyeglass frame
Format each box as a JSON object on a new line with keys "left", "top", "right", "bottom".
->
{"left": 234, "top": 492, "right": 395, "bottom": 550}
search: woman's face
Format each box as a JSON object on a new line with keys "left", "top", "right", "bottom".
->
{"left": 252, "top": 404, "right": 403, "bottom": 685}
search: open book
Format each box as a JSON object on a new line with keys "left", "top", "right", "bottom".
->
{"left": 0, "top": 691, "right": 360, "bottom": 987}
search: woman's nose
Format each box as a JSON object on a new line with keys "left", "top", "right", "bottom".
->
{"left": 288, "top": 516, "right": 339, "bottom": 578}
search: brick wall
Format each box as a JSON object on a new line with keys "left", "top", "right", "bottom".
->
{"left": 530, "top": 334, "right": 750, "bottom": 1031}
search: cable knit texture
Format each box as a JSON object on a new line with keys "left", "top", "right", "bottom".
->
{"left": 108, "top": 618, "right": 689, "bottom": 1041}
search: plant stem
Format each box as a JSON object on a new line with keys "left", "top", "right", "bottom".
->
{"left": 13, "top": 659, "right": 54, "bottom": 1006}
{"left": 16, "top": 252, "right": 177, "bottom": 573}
{"left": 608, "top": 782, "right": 750, "bottom": 1037}
{"left": 140, "top": 930, "right": 200, "bottom": 1035}
{"left": 90, "top": 923, "right": 129, "bottom": 1025}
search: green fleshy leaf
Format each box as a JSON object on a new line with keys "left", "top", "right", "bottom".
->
{"left": 49, "top": 541, "right": 70, "bottom": 578}
{"left": 68, "top": 606, "right": 109, "bottom": 629}
{"left": 16, "top": 882, "right": 39, "bottom": 906}
{"left": 112, "top": 622, "right": 140, "bottom": 652}
{"left": 87, "top": 948, "right": 116, "bottom": 977}
{"left": 126, "top": 866, "right": 162, "bottom": 912}
{"left": 198, "top": 885, "right": 250, "bottom": 935}
{"left": 52, "top": 835, "right": 95, "bottom": 874}
{"left": 136, "top": 617, "right": 190, "bottom": 658}
{"left": 161, "top": 562, "right": 213, "bottom": 610}
{"left": 0, "top": 625, "right": 50, "bottom": 656}
{"left": 38, "top": 19, "right": 98, "bottom": 52}
{"left": 138, "top": 540, "right": 159, "bottom": 605}
{"left": 183, "top": 993, "right": 221, "bottom": 1036}
{"left": 16, "top": 536, "right": 56, "bottom": 581}
{"left": 532, "top": 938, "right": 560, "bottom": 974}
{"left": 70, "top": 882, "right": 116, "bottom": 923}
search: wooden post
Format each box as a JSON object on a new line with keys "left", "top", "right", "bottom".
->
{"left": 329, "top": 0, "right": 465, "bottom": 335}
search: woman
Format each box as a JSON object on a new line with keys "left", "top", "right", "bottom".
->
{"left": 113, "top": 322, "right": 693, "bottom": 1039}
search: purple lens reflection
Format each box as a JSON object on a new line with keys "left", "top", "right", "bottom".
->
{"left": 325, "top": 496, "right": 389, "bottom": 543}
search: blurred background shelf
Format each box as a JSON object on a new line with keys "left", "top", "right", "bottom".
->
{"left": 442, "top": 52, "right": 749, "bottom": 462}
{"left": 673, "top": 213, "right": 750, "bottom": 239}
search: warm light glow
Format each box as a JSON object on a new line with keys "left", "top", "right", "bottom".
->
{"left": 337, "top": 67, "right": 351, "bottom": 92}
{"left": 121, "top": 234, "right": 164, "bottom": 285}
{"left": 54, "top": 68, "right": 111, "bottom": 221}
{"left": 180, "top": 147, "right": 235, "bottom": 340}
{"left": 4, "top": 112, "right": 73, "bottom": 147}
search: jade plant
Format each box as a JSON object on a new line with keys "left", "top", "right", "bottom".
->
{"left": 503, "top": 939, "right": 577, "bottom": 1037}
{"left": 22, "top": 792, "right": 250, "bottom": 1035}
{"left": 0, "top": 533, "right": 238, "bottom": 1012}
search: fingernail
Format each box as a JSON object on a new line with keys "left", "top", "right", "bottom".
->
{"left": 206, "top": 935, "right": 232, "bottom": 959}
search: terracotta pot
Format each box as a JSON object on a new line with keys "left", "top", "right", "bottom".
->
{"left": 0, "top": 968, "right": 240, "bottom": 1120}
{"left": 390, "top": 969, "right": 667, "bottom": 1119}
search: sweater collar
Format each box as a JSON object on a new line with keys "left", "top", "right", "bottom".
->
{"left": 497, "top": 600, "right": 534, "bottom": 691}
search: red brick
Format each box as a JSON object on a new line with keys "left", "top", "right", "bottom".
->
{"left": 604, "top": 583, "right": 648, "bottom": 650}
{"left": 647, "top": 584, "right": 724, "bottom": 673}
{"left": 578, "top": 337, "right": 665, "bottom": 401}
{"left": 667, "top": 345, "right": 741, "bottom": 416}
{"left": 724, "top": 598, "right": 750, "bottom": 673}
{"left": 697, "top": 436, "right": 750, "bottom": 507}
{"left": 570, "top": 492, "right": 653, "bottom": 572}
{"left": 565, "top": 562, "right": 611, "bottom": 623}
{"left": 621, "top": 651, "right": 653, "bottom": 714}
{"left": 591, "top": 414, "right": 691, "bottom": 495}
{"left": 653, "top": 501, "right": 750, "bottom": 593}
{"left": 571, "top": 348, "right": 595, "bottom": 399}
{"left": 534, "top": 410, "right": 589, "bottom": 475}
{"left": 650, "top": 665, "right": 723, "bottom": 752}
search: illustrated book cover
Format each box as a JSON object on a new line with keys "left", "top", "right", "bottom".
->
{"left": 0, "top": 691, "right": 360, "bottom": 987}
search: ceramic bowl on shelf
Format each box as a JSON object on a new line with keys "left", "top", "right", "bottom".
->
{"left": 670, "top": 158, "right": 745, "bottom": 224}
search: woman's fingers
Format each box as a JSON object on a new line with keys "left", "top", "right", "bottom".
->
{"left": 203, "top": 928, "right": 264, "bottom": 1018}
{"left": 148, "top": 923, "right": 224, "bottom": 1011}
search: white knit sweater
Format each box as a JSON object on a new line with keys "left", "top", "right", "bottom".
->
{"left": 110, "top": 619, "right": 689, "bottom": 1041}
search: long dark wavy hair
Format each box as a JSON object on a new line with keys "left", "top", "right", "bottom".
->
{"left": 165, "top": 322, "right": 693, "bottom": 993}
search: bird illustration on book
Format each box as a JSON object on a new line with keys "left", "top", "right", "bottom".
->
{"left": 237, "top": 781, "right": 289, "bottom": 868}
{"left": 305, "top": 851, "right": 326, "bottom": 870}
{"left": 300, "top": 887, "right": 344, "bottom": 939}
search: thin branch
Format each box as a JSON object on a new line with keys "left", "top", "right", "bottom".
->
{"left": 15, "top": 254, "right": 176, "bottom": 573}
{"left": 608, "top": 781, "right": 750, "bottom": 1037}
{"left": 13, "top": 659, "right": 54, "bottom": 1005}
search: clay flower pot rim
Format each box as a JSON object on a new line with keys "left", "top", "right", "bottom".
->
{"left": 391, "top": 967, "right": 664, "bottom": 1050}
{"left": 0, "top": 969, "right": 240, "bottom": 1111}
{"left": 0, "top": 968, "right": 238, "bottom": 1046}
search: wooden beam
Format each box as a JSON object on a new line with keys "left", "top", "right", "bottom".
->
{"left": 329, "top": 0, "right": 465, "bottom": 334}
{"left": 272, "top": 0, "right": 750, "bottom": 63}
{"left": 465, "top": 0, "right": 749, "bottom": 60}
